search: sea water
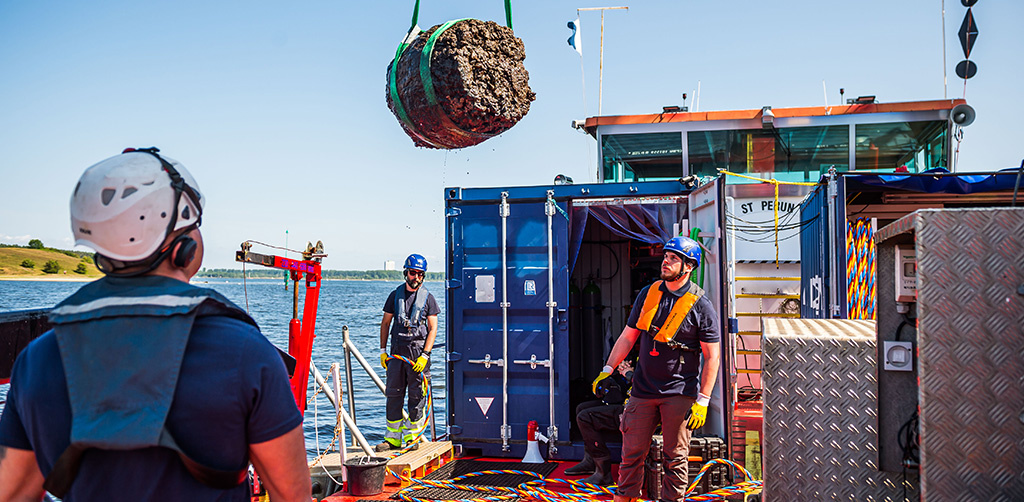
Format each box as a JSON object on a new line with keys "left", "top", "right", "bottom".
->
{"left": 0, "top": 278, "right": 447, "bottom": 459}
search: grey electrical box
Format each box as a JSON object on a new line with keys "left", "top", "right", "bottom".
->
{"left": 874, "top": 208, "right": 1024, "bottom": 499}
{"left": 882, "top": 340, "right": 913, "bottom": 371}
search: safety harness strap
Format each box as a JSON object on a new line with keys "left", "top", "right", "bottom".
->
{"left": 636, "top": 281, "right": 704, "bottom": 343}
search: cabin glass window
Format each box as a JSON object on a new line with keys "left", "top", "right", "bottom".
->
{"left": 601, "top": 133, "right": 683, "bottom": 183}
{"left": 687, "top": 125, "right": 849, "bottom": 182}
{"left": 854, "top": 121, "right": 947, "bottom": 172}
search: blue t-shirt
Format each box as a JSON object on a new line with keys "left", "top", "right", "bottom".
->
{"left": 0, "top": 315, "right": 302, "bottom": 501}
{"left": 625, "top": 282, "right": 720, "bottom": 399}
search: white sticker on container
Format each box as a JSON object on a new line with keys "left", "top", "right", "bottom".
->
{"left": 474, "top": 397, "right": 495, "bottom": 417}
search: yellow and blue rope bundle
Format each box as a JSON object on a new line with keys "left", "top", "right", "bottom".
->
{"left": 384, "top": 459, "right": 760, "bottom": 502}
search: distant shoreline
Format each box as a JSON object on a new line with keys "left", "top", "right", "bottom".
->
{"left": 0, "top": 275, "right": 97, "bottom": 282}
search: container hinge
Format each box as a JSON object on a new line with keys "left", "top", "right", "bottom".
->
{"left": 447, "top": 278, "right": 462, "bottom": 289}
{"left": 512, "top": 354, "right": 551, "bottom": 369}
{"left": 446, "top": 207, "right": 462, "bottom": 217}
{"left": 448, "top": 425, "right": 463, "bottom": 436}
{"left": 448, "top": 352, "right": 462, "bottom": 362}
{"left": 468, "top": 354, "right": 503, "bottom": 368}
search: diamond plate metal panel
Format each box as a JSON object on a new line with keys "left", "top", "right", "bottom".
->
{"left": 762, "top": 318, "right": 917, "bottom": 501}
{"left": 915, "top": 209, "right": 1024, "bottom": 501}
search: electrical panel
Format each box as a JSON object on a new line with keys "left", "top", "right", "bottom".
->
{"left": 894, "top": 245, "right": 916, "bottom": 303}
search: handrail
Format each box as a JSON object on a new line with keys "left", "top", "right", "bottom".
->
{"left": 341, "top": 328, "right": 386, "bottom": 393}
{"left": 311, "top": 362, "right": 374, "bottom": 456}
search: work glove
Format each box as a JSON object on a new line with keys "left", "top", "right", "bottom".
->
{"left": 379, "top": 348, "right": 389, "bottom": 369}
{"left": 687, "top": 393, "right": 711, "bottom": 430}
{"left": 592, "top": 365, "right": 614, "bottom": 396}
{"left": 412, "top": 354, "right": 429, "bottom": 372}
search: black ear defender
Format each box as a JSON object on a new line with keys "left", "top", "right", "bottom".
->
{"left": 171, "top": 234, "right": 198, "bottom": 268}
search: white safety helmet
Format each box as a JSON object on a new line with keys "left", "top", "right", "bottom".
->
{"left": 70, "top": 148, "right": 204, "bottom": 262}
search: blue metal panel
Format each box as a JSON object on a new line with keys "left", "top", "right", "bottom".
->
{"left": 446, "top": 192, "right": 570, "bottom": 458}
{"left": 800, "top": 176, "right": 849, "bottom": 319}
{"left": 445, "top": 180, "right": 689, "bottom": 203}
{"left": 800, "top": 184, "right": 828, "bottom": 319}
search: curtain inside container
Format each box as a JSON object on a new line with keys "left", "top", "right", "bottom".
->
{"left": 569, "top": 202, "right": 685, "bottom": 275}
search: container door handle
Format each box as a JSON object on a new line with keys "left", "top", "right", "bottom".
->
{"left": 467, "top": 354, "right": 503, "bottom": 369}
{"left": 512, "top": 354, "right": 551, "bottom": 369}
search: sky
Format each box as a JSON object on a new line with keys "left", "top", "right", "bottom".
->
{"left": 1, "top": 0, "right": 1021, "bottom": 270}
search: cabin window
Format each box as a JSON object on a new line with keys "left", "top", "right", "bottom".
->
{"left": 854, "top": 121, "right": 947, "bottom": 172}
{"left": 687, "top": 125, "right": 850, "bottom": 183}
{"left": 601, "top": 133, "right": 683, "bottom": 182}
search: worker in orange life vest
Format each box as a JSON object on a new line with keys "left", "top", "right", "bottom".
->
{"left": 593, "top": 236, "right": 721, "bottom": 502}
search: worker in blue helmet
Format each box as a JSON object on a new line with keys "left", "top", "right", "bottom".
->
{"left": 593, "top": 235, "right": 721, "bottom": 502}
{"left": 376, "top": 254, "right": 440, "bottom": 451}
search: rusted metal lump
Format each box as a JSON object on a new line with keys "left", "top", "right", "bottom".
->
{"left": 386, "top": 19, "right": 536, "bottom": 149}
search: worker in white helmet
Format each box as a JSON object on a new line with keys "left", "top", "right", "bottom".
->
{"left": 0, "top": 148, "right": 310, "bottom": 501}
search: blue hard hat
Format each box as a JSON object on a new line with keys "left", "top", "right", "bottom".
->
{"left": 404, "top": 254, "right": 427, "bottom": 272}
{"left": 664, "top": 236, "right": 701, "bottom": 265}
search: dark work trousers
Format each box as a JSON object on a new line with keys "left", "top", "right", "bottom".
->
{"left": 384, "top": 358, "right": 430, "bottom": 422}
{"left": 616, "top": 395, "right": 694, "bottom": 501}
{"left": 575, "top": 400, "right": 624, "bottom": 463}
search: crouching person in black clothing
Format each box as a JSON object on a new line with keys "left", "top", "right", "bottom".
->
{"left": 565, "top": 360, "right": 634, "bottom": 486}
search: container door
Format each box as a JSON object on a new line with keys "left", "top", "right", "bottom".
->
{"left": 445, "top": 195, "right": 570, "bottom": 457}
{"left": 687, "top": 176, "right": 728, "bottom": 440}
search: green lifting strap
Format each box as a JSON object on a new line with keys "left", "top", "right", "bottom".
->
{"left": 388, "top": 26, "right": 444, "bottom": 148}
{"left": 407, "top": 0, "right": 513, "bottom": 31}
{"left": 418, "top": 19, "right": 496, "bottom": 144}
{"left": 391, "top": 0, "right": 514, "bottom": 148}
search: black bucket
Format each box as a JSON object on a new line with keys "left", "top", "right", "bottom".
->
{"left": 344, "top": 456, "right": 389, "bottom": 496}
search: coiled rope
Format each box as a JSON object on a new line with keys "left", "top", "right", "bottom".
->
{"left": 386, "top": 459, "right": 761, "bottom": 502}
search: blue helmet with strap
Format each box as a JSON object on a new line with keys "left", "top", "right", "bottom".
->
{"left": 404, "top": 254, "right": 427, "bottom": 272}
{"left": 664, "top": 236, "right": 701, "bottom": 265}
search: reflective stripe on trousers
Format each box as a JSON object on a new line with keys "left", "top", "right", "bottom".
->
{"left": 384, "top": 419, "right": 403, "bottom": 446}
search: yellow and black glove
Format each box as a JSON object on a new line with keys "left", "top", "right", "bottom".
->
{"left": 379, "top": 348, "right": 389, "bottom": 369}
{"left": 412, "top": 352, "right": 430, "bottom": 372}
{"left": 687, "top": 393, "right": 711, "bottom": 430}
{"left": 592, "top": 365, "right": 614, "bottom": 396}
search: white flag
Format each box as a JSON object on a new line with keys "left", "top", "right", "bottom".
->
{"left": 567, "top": 18, "right": 582, "bottom": 56}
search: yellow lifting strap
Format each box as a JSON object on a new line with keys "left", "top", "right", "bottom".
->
{"left": 636, "top": 281, "right": 702, "bottom": 343}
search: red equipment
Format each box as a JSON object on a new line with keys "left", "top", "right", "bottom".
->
{"left": 236, "top": 241, "right": 325, "bottom": 413}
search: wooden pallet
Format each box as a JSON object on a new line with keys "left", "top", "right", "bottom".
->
{"left": 385, "top": 441, "right": 454, "bottom": 488}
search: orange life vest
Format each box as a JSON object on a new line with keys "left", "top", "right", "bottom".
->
{"left": 635, "top": 280, "right": 704, "bottom": 344}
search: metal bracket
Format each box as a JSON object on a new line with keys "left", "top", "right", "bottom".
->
{"left": 446, "top": 207, "right": 462, "bottom": 217}
{"left": 468, "top": 354, "right": 503, "bottom": 369}
{"left": 545, "top": 301, "right": 558, "bottom": 308}
{"left": 512, "top": 354, "right": 551, "bottom": 370}
{"left": 500, "top": 192, "right": 510, "bottom": 217}
{"left": 547, "top": 425, "right": 559, "bottom": 455}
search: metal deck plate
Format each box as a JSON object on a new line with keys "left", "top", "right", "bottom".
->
{"left": 762, "top": 318, "right": 917, "bottom": 500}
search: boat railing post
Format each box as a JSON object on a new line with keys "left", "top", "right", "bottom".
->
{"left": 544, "top": 190, "right": 558, "bottom": 455}
{"left": 499, "top": 191, "right": 511, "bottom": 452}
{"left": 331, "top": 363, "right": 347, "bottom": 481}
{"left": 343, "top": 325, "right": 357, "bottom": 448}
{"left": 312, "top": 361, "right": 374, "bottom": 456}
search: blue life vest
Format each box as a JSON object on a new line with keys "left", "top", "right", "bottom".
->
{"left": 43, "top": 275, "right": 257, "bottom": 496}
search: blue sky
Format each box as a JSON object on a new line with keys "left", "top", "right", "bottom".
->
{"left": 1, "top": 0, "right": 1021, "bottom": 270}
